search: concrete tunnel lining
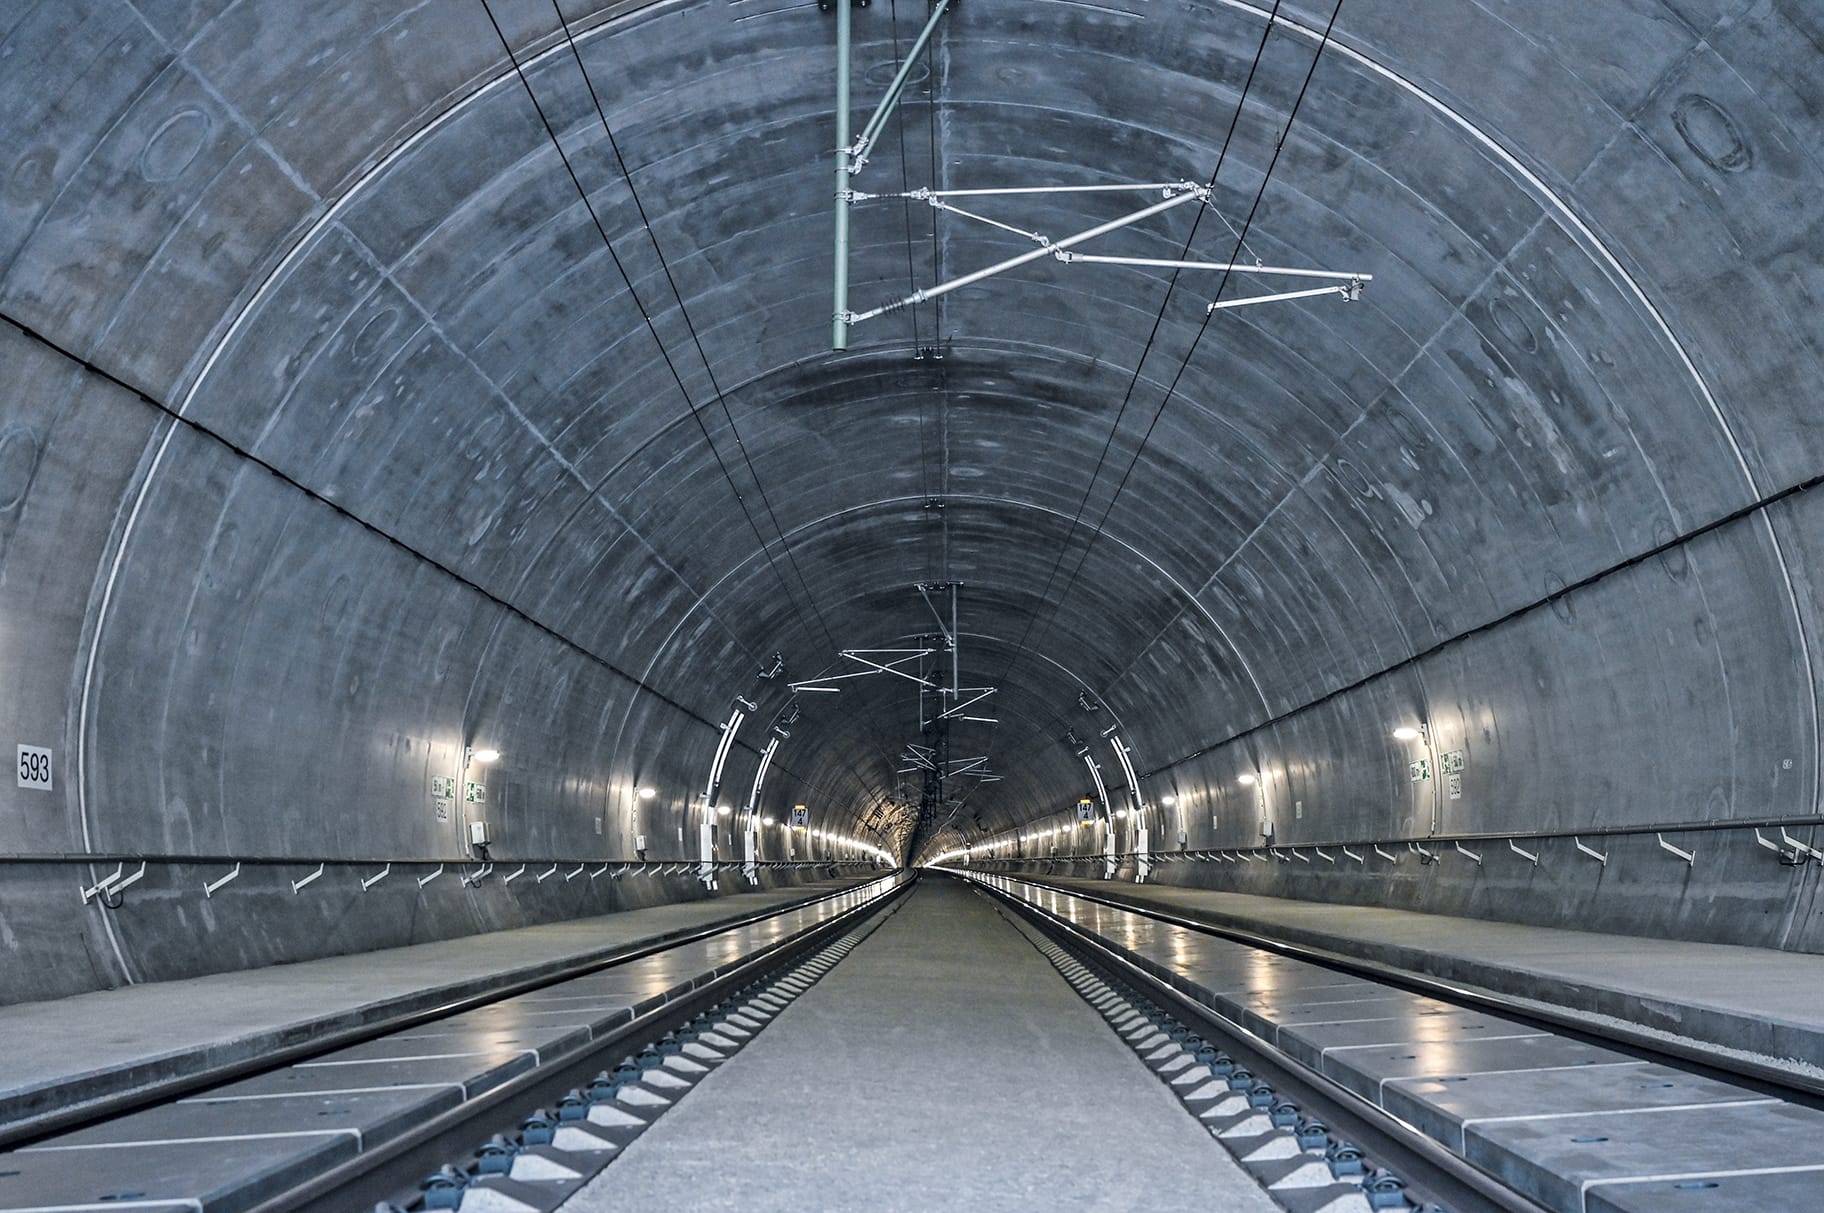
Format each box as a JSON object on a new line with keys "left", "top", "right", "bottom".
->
{"left": 0, "top": 0, "right": 1822, "bottom": 1000}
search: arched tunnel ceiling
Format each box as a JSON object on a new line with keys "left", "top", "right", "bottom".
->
{"left": 5, "top": 0, "right": 1821, "bottom": 866}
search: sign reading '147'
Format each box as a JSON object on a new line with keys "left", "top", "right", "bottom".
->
{"left": 17, "top": 746, "right": 53, "bottom": 790}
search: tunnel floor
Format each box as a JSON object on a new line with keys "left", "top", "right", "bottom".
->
{"left": 561, "top": 876, "right": 1278, "bottom": 1212}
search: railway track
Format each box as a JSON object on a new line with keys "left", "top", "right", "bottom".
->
{"left": 9, "top": 867, "right": 1817, "bottom": 1213}
{"left": 968, "top": 870, "right": 1824, "bottom": 1213}
{"left": 0, "top": 875, "right": 909, "bottom": 1213}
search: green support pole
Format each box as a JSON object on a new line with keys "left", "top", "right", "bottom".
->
{"left": 852, "top": 0, "right": 950, "bottom": 165}
{"left": 832, "top": 0, "right": 853, "bottom": 350}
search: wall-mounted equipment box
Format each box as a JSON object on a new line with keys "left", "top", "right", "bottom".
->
{"left": 469, "top": 821, "right": 490, "bottom": 847}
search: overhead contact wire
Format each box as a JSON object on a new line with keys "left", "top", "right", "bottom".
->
{"left": 1041, "top": 0, "right": 1348, "bottom": 661}
{"left": 979, "top": 0, "right": 1290, "bottom": 785}
{"left": 548, "top": 0, "right": 841, "bottom": 656}
{"left": 542, "top": 4, "right": 920, "bottom": 836}
{"left": 479, "top": 0, "right": 833, "bottom": 660}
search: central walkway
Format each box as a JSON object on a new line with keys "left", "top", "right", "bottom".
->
{"left": 568, "top": 875, "right": 1278, "bottom": 1211}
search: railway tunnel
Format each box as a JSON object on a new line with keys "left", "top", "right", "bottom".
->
{"left": 2, "top": 0, "right": 1824, "bottom": 1208}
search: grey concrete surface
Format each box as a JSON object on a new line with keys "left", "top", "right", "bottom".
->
{"left": 567, "top": 878, "right": 1279, "bottom": 1212}
{"left": 1026, "top": 876, "right": 1824, "bottom": 1068}
{"left": 0, "top": 877, "right": 877, "bottom": 1135}
{"left": 2, "top": 0, "right": 1824, "bottom": 1004}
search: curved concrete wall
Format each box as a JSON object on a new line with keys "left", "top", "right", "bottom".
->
{"left": 2, "top": 0, "right": 1822, "bottom": 999}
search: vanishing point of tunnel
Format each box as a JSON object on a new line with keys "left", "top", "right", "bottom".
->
{"left": 2, "top": 1, "right": 1824, "bottom": 1210}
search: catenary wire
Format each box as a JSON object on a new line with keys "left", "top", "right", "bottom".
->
{"left": 480, "top": 0, "right": 837, "bottom": 659}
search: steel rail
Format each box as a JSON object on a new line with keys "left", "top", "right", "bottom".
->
{"left": 277, "top": 878, "right": 913, "bottom": 1212}
{"left": 980, "top": 876, "right": 1539, "bottom": 1213}
{"left": 0, "top": 874, "right": 907, "bottom": 1151}
{"left": 971, "top": 872, "right": 1824, "bottom": 1108}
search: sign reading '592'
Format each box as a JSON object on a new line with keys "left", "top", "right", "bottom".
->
{"left": 17, "top": 746, "right": 52, "bottom": 790}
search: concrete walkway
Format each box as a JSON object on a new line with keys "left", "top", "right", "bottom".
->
{"left": 0, "top": 877, "right": 878, "bottom": 1139}
{"left": 569, "top": 877, "right": 1279, "bottom": 1212}
{"left": 1036, "top": 875, "right": 1824, "bottom": 1070}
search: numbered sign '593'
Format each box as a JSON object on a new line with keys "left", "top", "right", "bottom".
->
{"left": 17, "top": 746, "right": 53, "bottom": 790}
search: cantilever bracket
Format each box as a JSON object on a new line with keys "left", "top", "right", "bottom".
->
{"left": 1656, "top": 833, "right": 1696, "bottom": 866}
{"left": 1781, "top": 828, "right": 1824, "bottom": 863}
{"left": 204, "top": 863, "right": 242, "bottom": 899}
{"left": 1573, "top": 836, "right": 1609, "bottom": 868}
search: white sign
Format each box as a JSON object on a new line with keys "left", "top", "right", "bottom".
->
{"left": 791, "top": 807, "right": 811, "bottom": 828}
{"left": 432, "top": 775, "right": 454, "bottom": 798}
{"left": 1448, "top": 772, "right": 1464, "bottom": 801}
{"left": 16, "top": 746, "right": 52, "bottom": 790}
{"left": 465, "top": 780, "right": 486, "bottom": 804}
{"left": 1409, "top": 759, "right": 1431, "bottom": 782}
{"left": 433, "top": 797, "right": 451, "bottom": 821}
{"left": 1077, "top": 801, "right": 1098, "bottom": 822}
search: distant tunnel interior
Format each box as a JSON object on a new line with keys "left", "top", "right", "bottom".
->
{"left": 4, "top": 0, "right": 1824, "bottom": 1002}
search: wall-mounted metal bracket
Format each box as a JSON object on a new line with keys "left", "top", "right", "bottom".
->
{"left": 82, "top": 862, "right": 129, "bottom": 905}
{"left": 1781, "top": 827, "right": 1824, "bottom": 864}
{"left": 417, "top": 864, "right": 444, "bottom": 888}
{"left": 1342, "top": 847, "right": 1365, "bottom": 864}
{"left": 1454, "top": 842, "right": 1482, "bottom": 866}
{"left": 1573, "top": 836, "right": 1609, "bottom": 867}
{"left": 462, "top": 862, "right": 493, "bottom": 888}
{"left": 1373, "top": 845, "right": 1399, "bottom": 863}
{"left": 1507, "top": 839, "right": 1539, "bottom": 866}
{"left": 535, "top": 864, "right": 559, "bottom": 883}
{"left": 290, "top": 863, "right": 326, "bottom": 894}
{"left": 362, "top": 863, "right": 392, "bottom": 891}
{"left": 203, "top": 863, "right": 241, "bottom": 899}
{"left": 502, "top": 864, "right": 528, "bottom": 885}
{"left": 1656, "top": 833, "right": 1696, "bottom": 866}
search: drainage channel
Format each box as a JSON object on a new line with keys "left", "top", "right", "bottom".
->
{"left": 985, "top": 885, "right": 1530, "bottom": 1213}
{"left": 370, "top": 893, "right": 908, "bottom": 1213}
